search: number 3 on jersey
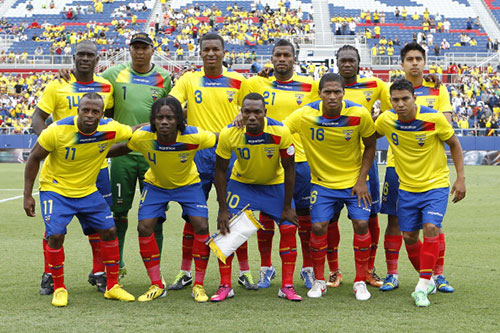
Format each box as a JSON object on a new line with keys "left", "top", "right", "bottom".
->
{"left": 194, "top": 90, "right": 202, "bottom": 103}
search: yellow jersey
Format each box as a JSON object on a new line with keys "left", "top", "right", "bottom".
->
{"left": 284, "top": 100, "right": 375, "bottom": 189}
{"left": 216, "top": 117, "right": 294, "bottom": 185}
{"left": 127, "top": 125, "right": 216, "bottom": 189}
{"left": 375, "top": 105, "right": 454, "bottom": 192}
{"left": 247, "top": 73, "right": 317, "bottom": 162}
{"left": 38, "top": 116, "right": 132, "bottom": 198}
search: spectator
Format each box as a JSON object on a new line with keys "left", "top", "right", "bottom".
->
{"left": 26, "top": 1, "right": 33, "bottom": 11}
{"left": 444, "top": 19, "right": 450, "bottom": 33}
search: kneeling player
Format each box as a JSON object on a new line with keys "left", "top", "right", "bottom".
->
{"left": 23, "top": 93, "right": 135, "bottom": 307}
{"left": 214, "top": 93, "right": 301, "bottom": 302}
{"left": 284, "top": 73, "right": 377, "bottom": 301}
{"left": 109, "top": 97, "right": 215, "bottom": 302}
{"left": 375, "top": 79, "right": 465, "bottom": 307}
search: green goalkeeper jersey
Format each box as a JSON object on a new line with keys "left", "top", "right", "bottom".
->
{"left": 102, "top": 62, "right": 172, "bottom": 155}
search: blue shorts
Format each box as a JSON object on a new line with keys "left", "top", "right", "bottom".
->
{"left": 226, "top": 179, "right": 295, "bottom": 226}
{"left": 380, "top": 167, "right": 399, "bottom": 216}
{"left": 310, "top": 184, "right": 372, "bottom": 223}
{"left": 96, "top": 167, "right": 112, "bottom": 207}
{"left": 195, "top": 146, "right": 236, "bottom": 200}
{"left": 294, "top": 162, "right": 311, "bottom": 210}
{"left": 397, "top": 188, "right": 449, "bottom": 232}
{"left": 139, "top": 182, "right": 208, "bottom": 222}
{"left": 368, "top": 159, "right": 380, "bottom": 215}
{"left": 40, "top": 191, "right": 114, "bottom": 238}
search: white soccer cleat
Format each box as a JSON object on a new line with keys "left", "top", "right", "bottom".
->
{"left": 307, "top": 279, "right": 327, "bottom": 298}
{"left": 353, "top": 281, "right": 371, "bottom": 301}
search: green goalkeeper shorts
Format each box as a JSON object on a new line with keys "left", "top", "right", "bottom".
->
{"left": 110, "top": 153, "right": 150, "bottom": 213}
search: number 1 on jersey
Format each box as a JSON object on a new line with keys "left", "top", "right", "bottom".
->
{"left": 310, "top": 128, "right": 324, "bottom": 141}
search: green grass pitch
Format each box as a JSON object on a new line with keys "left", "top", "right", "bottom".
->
{"left": 0, "top": 163, "right": 498, "bottom": 332}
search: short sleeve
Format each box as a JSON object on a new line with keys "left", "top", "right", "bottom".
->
{"left": 37, "top": 123, "right": 57, "bottom": 152}
{"left": 436, "top": 113, "right": 455, "bottom": 141}
{"left": 170, "top": 73, "right": 188, "bottom": 104}
{"left": 104, "top": 84, "right": 114, "bottom": 110}
{"left": 197, "top": 128, "right": 217, "bottom": 150}
{"left": 237, "top": 77, "right": 250, "bottom": 107}
{"left": 359, "top": 107, "right": 376, "bottom": 138}
{"left": 374, "top": 112, "right": 387, "bottom": 136}
{"left": 437, "top": 85, "right": 453, "bottom": 113}
{"left": 215, "top": 127, "right": 232, "bottom": 159}
{"left": 126, "top": 130, "right": 140, "bottom": 151}
{"left": 279, "top": 125, "right": 293, "bottom": 150}
{"left": 112, "top": 121, "right": 133, "bottom": 142}
{"left": 283, "top": 108, "right": 303, "bottom": 134}
{"left": 36, "top": 81, "right": 58, "bottom": 115}
{"left": 379, "top": 83, "right": 392, "bottom": 113}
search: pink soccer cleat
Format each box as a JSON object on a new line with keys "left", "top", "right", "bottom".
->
{"left": 278, "top": 285, "right": 302, "bottom": 301}
{"left": 210, "top": 285, "right": 234, "bottom": 302}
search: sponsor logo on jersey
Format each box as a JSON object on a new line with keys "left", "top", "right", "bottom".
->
{"left": 415, "top": 134, "right": 426, "bottom": 146}
{"left": 264, "top": 147, "right": 275, "bottom": 158}
{"left": 151, "top": 88, "right": 160, "bottom": 100}
{"left": 295, "top": 93, "right": 304, "bottom": 105}
{"left": 226, "top": 90, "right": 235, "bottom": 102}
{"left": 178, "top": 152, "right": 190, "bottom": 163}
{"left": 343, "top": 129, "right": 354, "bottom": 141}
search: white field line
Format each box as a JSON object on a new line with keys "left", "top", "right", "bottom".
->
{"left": 0, "top": 192, "right": 39, "bottom": 203}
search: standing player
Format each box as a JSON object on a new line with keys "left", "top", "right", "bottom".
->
{"left": 214, "top": 93, "right": 300, "bottom": 301}
{"left": 101, "top": 33, "right": 172, "bottom": 278}
{"left": 379, "top": 42, "right": 454, "bottom": 293}
{"left": 324, "top": 45, "right": 387, "bottom": 289}
{"left": 32, "top": 40, "right": 114, "bottom": 295}
{"left": 375, "top": 79, "right": 465, "bottom": 306}
{"left": 246, "top": 39, "right": 317, "bottom": 289}
{"left": 284, "top": 73, "right": 377, "bottom": 300}
{"left": 169, "top": 32, "right": 256, "bottom": 291}
{"left": 24, "top": 93, "right": 135, "bottom": 307}
{"left": 108, "top": 97, "right": 215, "bottom": 302}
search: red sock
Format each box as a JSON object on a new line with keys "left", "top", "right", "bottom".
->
{"left": 279, "top": 224, "right": 297, "bottom": 287}
{"left": 354, "top": 232, "right": 371, "bottom": 282}
{"left": 384, "top": 234, "right": 403, "bottom": 275}
{"left": 218, "top": 254, "right": 234, "bottom": 287}
{"left": 46, "top": 245, "right": 65, "bottom": 290}
{"left": 181, "top": 222, "right": 194, "bottom": 271}
{"left": 101, "top": 238, "right": 120, "bottom": 289}
{"left": 236, "top": 241, "right": 249, "bottom": 272}
{"left": 368, "top": 215, "right": 380, "bottom": 270}
{"left": 88, "top": 233, "right": 104, "bottom": 273}
{"left": 298, "top": 215, "right": 312, "bottom": 267}
{"left": 433, "top": 233, "right": 446, "bottom": 275}
{"left": 193, "top": 233, "right": 210, "bottom": 286}
{"left": 139, "top": 233, "right": 163, "bottom": 288}
{"left": 420, "top": 236, "right": 440, "bottom": 280}
{"left": 310, "top": 233, "right": 327, "bottom": 281}
{"left": 326, "top": 221, "right": 340, "bottom": 272}
{"left": 405, "top": 240, "right": 422, "bottom": 272}
{"left": 257, "top": 213, "right": 275, "bottom": 267}
{"left": 43, "top": 233, "right": 50, "bottom": 274}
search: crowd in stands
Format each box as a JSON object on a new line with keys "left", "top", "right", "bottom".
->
{"left": 0, "top": 72, "right": 55, "bottom": 134}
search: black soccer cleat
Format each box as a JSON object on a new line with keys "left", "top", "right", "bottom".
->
{"left": 40, "top": 272, "right": 54, "bottom": 295}
{"left": 88, "top": 271, "right": 107, "bottom": 293}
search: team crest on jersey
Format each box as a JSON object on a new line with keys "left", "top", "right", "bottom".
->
{"left": 415, "top": 134, "right": 426, "bottom": 147}
{"left": 343, "top": 129, "right": 354, "bottom": 141}
{"left": 98, "top": 143, "right": 108, "bottom": 153}
{"left": 151, "top": 89, "right": 160, "bottom": 101}
{"left": 363, "top": 91, "right": 373, "bottom": 102}
{"left": 178, "top": 152, "right": 190, "bottom": 163}
{"left": 295, "top": 93, "right": 305, "bottom": 105}
{"left": 264, "top": 147, "right": 275, "bottom": 158}
{"left": 226, "top": 91, "right": 236, "bottom": 102}
{"left": 425, "top": 98, "right": 435, "bottom": 108}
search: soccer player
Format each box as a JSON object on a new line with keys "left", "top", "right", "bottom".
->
{"left": 284, "top": 73, "right": 377, "bottom": 300}
{"left": 214, "top": 93, "right": 300, "bottom": 301}
{"left": 325, "top": 45, "right": 387, "bottom": 289}
{"left": 101, "top": 33, "right": 172, "bottom": 278}
{"left": 379, "top": 42, "right": 455, "bottom": 293}
{"left": 32, "top": 40, "right": 114, "bottom": 294}
{"left": 246, "top": 39, "right": 317, "bottom": 289}
{"left": 375, "top": 79, "right": 465, "bottom": 307}
{"left": 169, "top": 32, "right": 256, "bottom": 291}
{"left": 107, "top": 97, "right": 215, "bottom": 302}
{"left": 24, "top": 93, "right": 135, "bottom": 307}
